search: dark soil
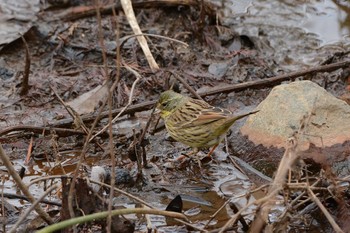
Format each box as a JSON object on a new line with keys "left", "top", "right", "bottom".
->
{"left": 1, "top": 0, "right": 350, "bottom": 232}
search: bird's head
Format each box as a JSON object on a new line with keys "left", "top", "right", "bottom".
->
{"left": 156, "top": 90, "right": 186, "bottom": 119}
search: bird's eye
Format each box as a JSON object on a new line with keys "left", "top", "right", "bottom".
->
{"left": 162, "top": 102, "right": 167, "bottom": 107}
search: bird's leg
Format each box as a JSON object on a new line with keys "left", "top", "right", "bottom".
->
{"left": 195, "top": 157, "right": 202, "bottom": 170}
{"left": 189, "top": 148, "right": 202, "bottom": 169}
{"left": 207, "top": 144, "right": 218, "bottom": 157}
{"left": 175, "top": 148, "right": 198, "bottom": 161}
{"left": 188, "top": 148, "right": 199, "bottom": 156}
{"left": 176, "top": 148, "right": 203, "bottom": 170}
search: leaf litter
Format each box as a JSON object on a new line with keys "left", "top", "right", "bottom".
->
{"left": 0, "top": 0, "right": 350, "bottom": 232}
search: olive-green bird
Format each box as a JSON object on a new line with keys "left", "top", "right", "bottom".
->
{"left": 156, "top": 90, "right": 258, "bottom": 157}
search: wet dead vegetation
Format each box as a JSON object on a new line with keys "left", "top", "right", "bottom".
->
{"left": 1, "top": 0, "right": 350, "bottom": 232}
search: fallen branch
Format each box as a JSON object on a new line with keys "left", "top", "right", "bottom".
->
{"left": 121, "top": 0, "right": 159, "bottom": 72}
{"left": 57, "top": 0, "right": 216, "bottom": 21}
{"left": 57, "top": 59, "right": 350, "bottom": 127}
{"left": 0, "top": 125, "right": 85, "bottom": 138}
{"left": 1, "top": 192, "right": 61, "bottom": 206}
{"left": 197, "top": 60, "right": 350, "bottom": 97}
{"left": 51, "top": 100, "right": 156, "bottom": 128}
{"left": 3, "top": 60, "right": 349, "bottom": 136}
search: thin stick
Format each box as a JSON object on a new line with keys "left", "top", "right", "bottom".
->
{"left": 0, "top": 144, "right": 53, "bottom": 224}
{"left": 9, "top": 184, "right": 60, "bottom": 233}
{"left": 59, "top": 0, "right": 216, "bottom": 21}
{"left": 20, "top": 35, "right": 30, "bottom": 95}
{"left": 307, "top": 186, "right": 344, "bottom": 233}
{"left": 92, "top": 177, "right": 206, "bottom": 232}
{"left": 167, "top": 70, "right": 203, "bottom": 100}
{"left": 1, "top": 179, "right": 5, "bottom": 233}
{"left": 1, "top": 191, "right": 61, "bottom": 206}
{"left": 95, "top": 0, "right": 109, "bottom": 79}
{"left": 204, "top": 197, "right": 232, "bottom": 228}
{"left": 90, "top": 63, "right": 142, "bottom": 141}
{"left": 120, "top": 33, "right": 188, "bottom": 48}
{"left": 218, "top": 189, "right": 280, "bottom": 233}
{"left": 50, "top": 86, "right": 89, "bottom": 134}
{"left": 197, "top": 60, "right": 350, "bottom": 97}
{"left": 120, "top": 0, "right": 159, "bottom": 71}
{"left": 89, "top": 179, "right": 155, "bottom": 209}
{"left": 51, "top": 100, "right": 156, "bottom": 128}
{"left": 0, "top": 125, "right": 85, "bottom": 137}
{"left": 28, "top": 175, "right": 68, "bottom": 187}
{"left": 36, "top": 208, "right": 187, "bottom": 233}
{"left": 25, "top": 135, "right": 34, "bottom": 164}
{"left": 138, "top": 105, "right": 156, "bottom": 167}
{"left": 105, "top": 2, "right": 121, "bottom": 231}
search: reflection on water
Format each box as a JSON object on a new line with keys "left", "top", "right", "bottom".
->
{"left": 300, "top": 0, "right": 350, "bottom": 44}
{"left": 215, "top": 0, "right": 350, "bottom": 45}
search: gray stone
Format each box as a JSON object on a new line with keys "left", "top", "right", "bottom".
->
{"left": 208, "top": 62, "right": 229, "bottom": 79}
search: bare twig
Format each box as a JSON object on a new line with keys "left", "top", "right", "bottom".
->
{"left": 20, "top": 35, "right": 30, "bottom": 95}
{"left": 89, "top": 178, "right": 206, "bottom": 231}
{"left": 92, "top": 0, "right": 115, "bottom": 231}
{"left": 276, "top": 179, "right": 321, "bottom": 222}
{"left": 90, "top": 63, "right": 142, "bottom": 141}
{"left": 0, "top": 144, "right": 53, "bottom": 224}
{"left": 1, "top": 179, "right": 5, "bottom": 233}
{"left": 25, "top": 135, "right": 34, "bottom": 164}
{"left": 50, "top": 86, "right": 104, "bottom": 153}
{"left": 59, "top": 0, "right": 216, "bottom": 23}
{"left": 307, "top": 186, "right": 344, "bottom": 233}
{"left": 37, "top": 208, "right": 188, "bottom": 233}
{"left": 247, "top": 137, "right": 299, "bottom": 232}
{"left": 197, "top": 60, "right": 350, "bottom": 97}
{"left": 205, "top": 198, "right": 232, "bottom": 228}
{"left": 217, "top": 189, "right": 280, "bottom": 233}
{"left": 50, "top": 86, "right": 89, "bottom": 134}
{"left": 95, "top": 0, "right": 109, "bottom": 79}
{"left": 66, "top": 56, "right": 117, "bottom": 224}
{"left": 120, "top": 33, "right": 188, "bottom": 48}
{"left": 1, "top": 192, "right": 61, "bottom": 206}
{"left": 121, "top": 0, "right": 159, "bottom": 71}
{"left": 89, "top": 179, "right": 155, "bottom": 208}
{"left": 138, "top": 106, "right": 156, "bottom": 167}
{"left": 0, "top": 125, "right": 85, "bottom": 138}
{"left": 142, "top": 204, "right": 153, "bottom": 231}
{"left": 28, "top": 175, "right": 68, "bottom": 187}
{"left": 167, "top": 70, "right": 203, "bottom": 100}
{"left": 9, "top": 184, "right": 60, "bottom": 233}
{"left": 51, "top": 100, "right": 156, "bottom": 128}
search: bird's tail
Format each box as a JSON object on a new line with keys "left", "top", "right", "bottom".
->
{"left": 230, "top": 110, "right": 259, "bottom": 123}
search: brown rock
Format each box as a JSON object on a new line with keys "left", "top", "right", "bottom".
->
{"left": 241, "top": 80, "right": 350, "bottom": 151}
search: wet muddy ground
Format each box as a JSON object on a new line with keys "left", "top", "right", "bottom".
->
{"left": 1, "top": 0, "right": 350, "bottom": 232}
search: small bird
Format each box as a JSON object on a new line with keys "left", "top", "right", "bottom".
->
{"left": 156, "top": 90, "right": 258, "bottom": 157}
